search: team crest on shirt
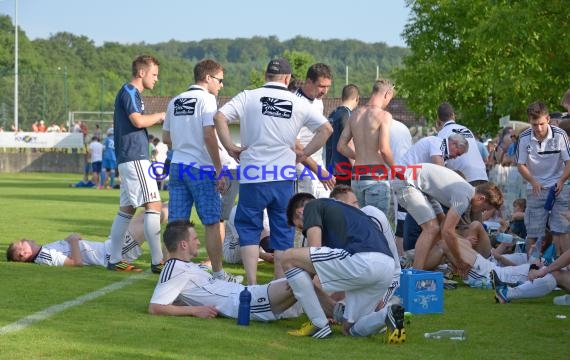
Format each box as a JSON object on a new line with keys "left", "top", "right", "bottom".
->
{"left": 260, "top": 97, "right": 292, "bottom": 119}
{"left": 173, "top": 97, "right": 197, "bottom": 116}
{"left": 451, "top": 128, "right": 474, "bottom": 138}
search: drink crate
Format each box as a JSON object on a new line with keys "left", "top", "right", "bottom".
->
{"left": 394, "top": 269, "right": 443, "bottom": 314}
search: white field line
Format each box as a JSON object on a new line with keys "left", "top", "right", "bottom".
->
{"left": 0, "top": 273, "right": 148, "bottom": 335}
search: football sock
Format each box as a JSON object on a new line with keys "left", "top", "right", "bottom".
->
{"left": 109, "top": 211, "right": 133, "bottom": 264}
{"left": 285, "top": 267, "right": 328, "bottom": 329}
{"left": 144, "top": 210, "right": 163, "bottom": 265}
{"left": 349, "top": 307, "right": 388, "bottom": 337}
{"left": 508, "top": 274, "right": 557, "bottom": 299}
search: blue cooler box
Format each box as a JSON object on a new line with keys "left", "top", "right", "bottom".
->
{"left": 394, "top": 269, "right": 443, "bottom": 314}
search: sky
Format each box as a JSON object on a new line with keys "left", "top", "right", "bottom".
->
{"left": 0, "top": 0, "right": 410, "bottom": 47}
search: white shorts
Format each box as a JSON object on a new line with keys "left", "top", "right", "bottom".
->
{"left": 310, "top": 247, "right": 394, "bottom": 323}
{"left": 248, "top": 279, "right": 303, "bottom": 321}
{"left": 118, "top": 160, "right": 161, "bottom": 207}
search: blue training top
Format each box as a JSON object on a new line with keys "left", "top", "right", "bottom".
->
{"left": 302, "top": 198, "right": 393, "bottom": 257}
{"left": 113, "top": 83, "right": 149, "bottom": 164}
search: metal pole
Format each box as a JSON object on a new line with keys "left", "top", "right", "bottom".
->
{"left": 64, "top": 65, "right": 68, "bottom": 124}
{"left": 14, "top": 0, "right": 18, "bottom": 131}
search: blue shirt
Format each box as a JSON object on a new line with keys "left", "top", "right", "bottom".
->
{"left": 326, "top": 106, "right": 352, "bottom": 174}
{"left": 302, "top": 198, "right": 393, "bottom": 257}
{"left": 103, "top": 136, "right": 116, "bottom": 161}
{"left": 113, "top": 83, "right": 149, "bottom": 164}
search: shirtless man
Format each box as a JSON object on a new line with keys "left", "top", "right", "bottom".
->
{"left": 337, "top": 79, "right": 395, "bottom": 214}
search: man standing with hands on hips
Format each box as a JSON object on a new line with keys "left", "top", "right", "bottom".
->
{"left": 107, "top": 54, "right": 166, "bottom": 273}
{"left": 214, "top": 58, "right": 332, "bottom": 285}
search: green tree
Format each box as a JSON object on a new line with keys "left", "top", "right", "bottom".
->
{"left": 395, "top": 0, "right": 570, "bottom": 134}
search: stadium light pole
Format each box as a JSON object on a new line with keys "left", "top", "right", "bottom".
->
{"left": 58, "top": 65, "right": 68, "bottom": 126}
{"left": 13, "top": 0, "right": 18, "bottom": 131}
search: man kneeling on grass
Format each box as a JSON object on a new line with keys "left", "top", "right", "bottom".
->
{"left": 6, "top": 210, "right": 156, "bottom": 270}
{"left": 148, "top": 220, "right": 335, "bottom": 320}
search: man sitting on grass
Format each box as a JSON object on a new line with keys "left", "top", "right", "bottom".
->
{"left": 148, "top": 220, "right": 335, "bottom": 321}
{"left": 429, "top": 235, "right": 558, "bottom": 303}
{"left": 6, "top": 204, "right": 168, "bottom": 270}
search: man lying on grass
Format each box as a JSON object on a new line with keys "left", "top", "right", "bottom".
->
{"left": 6, "top": 206, "right": 167, "bottom": 271}
{"left": 148, "top": 220, "right": 335, "bottom": 320}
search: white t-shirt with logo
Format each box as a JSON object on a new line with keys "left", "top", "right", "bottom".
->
{"left": 218, "top": 82, "right": 328, "bottom": 183}
{"left": 164, "top": 85, "right": 217, "bottom": 168}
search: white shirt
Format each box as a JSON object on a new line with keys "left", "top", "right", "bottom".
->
{"left": 400, "top": 136, "right": 447, "bottom": 166}
{"left": 35, "top": 239, "right": 108, "bottom": 267}
{"left": 295, "top": 90, "right": 325, "bottom": 166}
{"left": 437, "top": 121, "right": 488, "bottom": 182}
{"left": 89, "top": 141, "right": 104, "bottom": 162}
{"left": 515, "top": 125, "right": 570, "bottom": 188}
{"left": 405, "top": 163, "right": 475, "bottom": 216}
{"left": 33, "top": 236, "right": 141, "bottom": 267}
{"left": 164, "top": 85, "right": 218, "bottom": 167}
{"left": 218, "top": 82, "right": 328, "bottom": 183}
{"left": 150, "top": 258, "right": 244, "bottom": 318}
{"left": 390, "top": 119, "right": 413, "bottom": 165}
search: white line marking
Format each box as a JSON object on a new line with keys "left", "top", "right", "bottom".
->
{"left": 0, "top": 273, "right": 148, "bottom": 335}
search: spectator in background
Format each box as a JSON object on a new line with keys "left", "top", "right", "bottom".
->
{"left": 474, "top": 133, "right": 489, "bottom": 164}
{"left": 47, "top": 122, "right": 60, "bottom": 133}
{"left": 101, "top": 128, "right": 117, "bottom": 189}
{"left": 93, "top": 124, "right": 102, "bottom": 139}
{"left": 79, "top": 121, "right": 89, "bottom": 143}
{"left": 494, "top": 126, "right": 514, "bottom": 166}
{"left": 38, "top": 120, "right": 47, "bottom": 132}
{"left": 436, "top": 102, "right": 488, "bottom": 185}
{"left": 88, "top": 136, "right": 104, "bottom": 188}
{"left": 31, "top": 121, "right": 39, "bottom": 133}
{"left": 549, "top": 112, "right": 564, "bottom": 128}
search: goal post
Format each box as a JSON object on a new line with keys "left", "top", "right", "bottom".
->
{"left": 69, "top": 111, "right": 114, "bottom": 137}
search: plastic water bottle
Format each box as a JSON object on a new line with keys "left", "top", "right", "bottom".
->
{"left": 495, "top": 233, "right": 513, "bottom": 243}
{"left": 424, "top": 329, "right": 467, "bottom": 341}
{"left": 544, "top": 185, "right": 557, "bottom": 211}
{"left": 237, "top": 286, "right": 251, "bottom": 326}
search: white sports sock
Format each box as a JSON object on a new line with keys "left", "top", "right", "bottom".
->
{"left": 144, "top": 210, "right": 163, "bottom": 265}
{"left": 508, "top": 274, "right": 557, "bottom": 300}
{"left": 495, "top": 263, "right": 531, "bottom": 284}
{"left": 285, "top": 268, "right": 328, "bottom": 329}
{"left": 109, "top": 211, "right": 133, "bottom": 264}
{"left": 349, "top": 307, "right": 388, "bottom": 337}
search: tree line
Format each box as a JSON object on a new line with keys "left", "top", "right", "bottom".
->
{"left": 0, "top": 14, "right": 407, "bottom": 131}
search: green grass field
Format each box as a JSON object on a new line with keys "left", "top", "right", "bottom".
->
{"left": 0, "top": 173, "right": 568, "bottom": 359}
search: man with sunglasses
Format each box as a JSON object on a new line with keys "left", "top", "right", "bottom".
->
{"left": 163, "top": 59, "right": 242, "bottom": 284}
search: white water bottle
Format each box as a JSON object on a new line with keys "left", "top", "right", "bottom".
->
{"left": 424, "top": 329, "right": 466, "bottom": 340}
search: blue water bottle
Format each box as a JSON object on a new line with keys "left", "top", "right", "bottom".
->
{"left": 544, "top": 185, "right": 557, "bottom": 211}
{"left": 237, "top": 286, "right": 251, "bottom": 326}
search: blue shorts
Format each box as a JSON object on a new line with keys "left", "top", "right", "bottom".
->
{"left": 91, "top": 161, "right": 102, "bottom": 173}
{"left": 235, "top": 181, "right": 294, "bottom": 251}
{"left": 168, "top": 164, "right": 221, "bottom": 225}
{"left": 102, "top": 157, "right": 117, "bottom": 170}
